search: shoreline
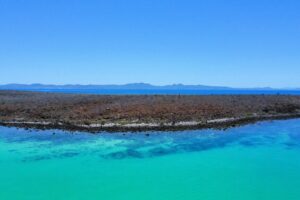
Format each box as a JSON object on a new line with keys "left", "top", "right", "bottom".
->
{"left": 1, "top": 91, "right": 300, "bottom": 133}
{"left": 1, "top": 113, "right": 300, "bottom": 133}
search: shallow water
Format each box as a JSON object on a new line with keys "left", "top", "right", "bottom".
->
{"left": 1, "top": 119, "right": 300, "bottom": 200}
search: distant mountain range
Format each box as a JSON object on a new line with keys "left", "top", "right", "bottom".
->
{"left": 0, "top": 83, "right": 297, "bottom": 90}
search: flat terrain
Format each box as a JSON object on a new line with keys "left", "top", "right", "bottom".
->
{"left": 1, "top": 90, "right": 300, "bottom": 131}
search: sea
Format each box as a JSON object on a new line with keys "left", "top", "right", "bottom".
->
{"left": 2, "top": 88, "right": 300, "bottom": 95}
{"left": 1, "top": 118, "right": 300, "bottom": 200}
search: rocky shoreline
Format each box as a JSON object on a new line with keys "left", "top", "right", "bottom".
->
{"left": 1, "top": 113, "right": 300, "bottom": 133}
{"left": 1, "top": 90, "right": 300, "bottom": 132}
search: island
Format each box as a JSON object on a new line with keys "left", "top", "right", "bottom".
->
{"left": 0, "top": 90, "right": 300, "bottom": 132}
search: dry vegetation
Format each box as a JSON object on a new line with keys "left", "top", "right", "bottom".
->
{"left": 1, "top": 90, "right": 300, "bottom": 130}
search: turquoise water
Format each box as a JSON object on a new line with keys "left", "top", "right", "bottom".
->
{"left": 1, "top": 119, "right": 300, "bottom": 200}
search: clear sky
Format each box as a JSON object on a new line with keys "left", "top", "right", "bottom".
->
{"left": 0, "top": 0, "right": 299, "bottom": 88}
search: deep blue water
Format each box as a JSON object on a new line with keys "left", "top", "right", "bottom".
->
{"left": 3, "top": 88, "right": 300, "bottom": 95}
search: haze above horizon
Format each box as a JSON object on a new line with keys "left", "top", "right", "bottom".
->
{"left": 1, "top": 0, "right": 299, "bottom": 88}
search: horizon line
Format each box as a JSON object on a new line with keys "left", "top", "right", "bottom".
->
{"left": 0, "top": 82, "right": 299, "bottom": 90}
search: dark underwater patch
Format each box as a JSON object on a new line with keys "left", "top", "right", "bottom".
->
{"left": 148, "top": 147, "right": 177, "bottom": 157}
{"left": 57, "top": 152, "right": 80, "bottom": 158}
{"left": 239, "top": 140, "right": 257, "bottom": 147}
{"left": 22, "top": 155, "right": 53, "bottom": 162}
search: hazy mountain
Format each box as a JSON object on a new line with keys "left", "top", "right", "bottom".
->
{"left": 0, "top": 83, "right": 296, "bottom": 91}
{"left": 0, "top": 83, "right": 234, "bottom": 90}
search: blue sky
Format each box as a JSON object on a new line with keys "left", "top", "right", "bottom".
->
{"left": 0, "top": 0, "right": 299, "bottom": 88}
